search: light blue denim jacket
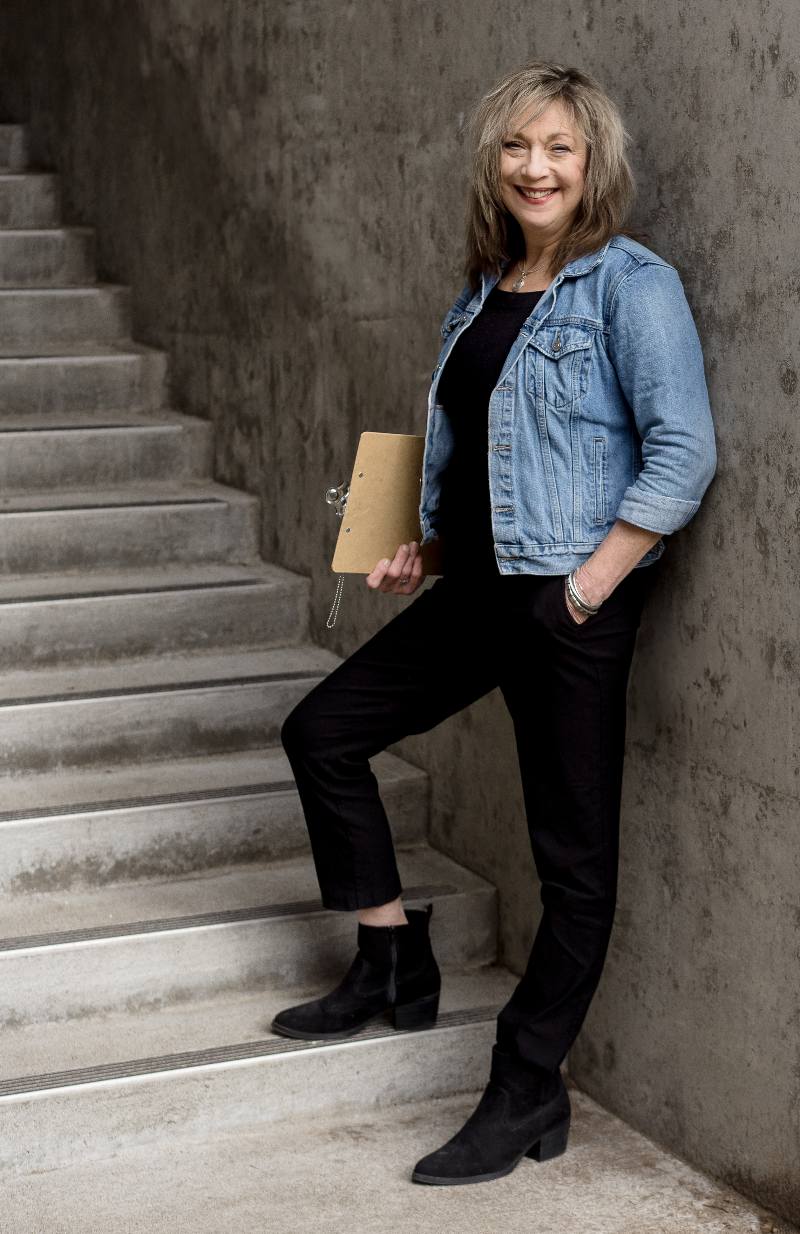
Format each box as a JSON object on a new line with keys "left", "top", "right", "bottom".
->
{"left": 418, "top": 233, "right": 717, "bottom": 573}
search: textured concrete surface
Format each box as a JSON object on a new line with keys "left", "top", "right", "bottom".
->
{"left": 0, "top": 225, "right": 95, "bottom": 286}
{"left": 3, "top": 1082, "right": 795, "bottom": 1234}
{"left": 0, "top": 344, "right": 168, "bottom": 414}
{"left": 0, "top": 0, "right": 797, "bottom": 1223}
{"left": 0, "top": 845, "right": 495, "bottom": 1025}
{"left": 0, "top": 965, "right": 518, "bottom": 1081}
{"left": 0, "top": 746, "right": 426, "bottom": 891}
{"left": 0, "top": 1017, "right": 503, "bottom": 1175}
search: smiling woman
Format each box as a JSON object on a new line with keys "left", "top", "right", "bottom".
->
{"left": 498, "top": 109, "right": 588, "bottom": 290}
{"left": 465, "top": 61, "right": 649, "bottom": 297}
{"left": 273, "top": 59, "right": 717, "bottom": 1190}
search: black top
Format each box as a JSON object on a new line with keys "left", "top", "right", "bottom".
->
{"left": 436, "top": 286, "right": 545, "bottom": 577}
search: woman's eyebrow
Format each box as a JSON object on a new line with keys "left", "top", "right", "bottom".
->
{"left": 507, "top": 129, "right": 575, "bottom": 141}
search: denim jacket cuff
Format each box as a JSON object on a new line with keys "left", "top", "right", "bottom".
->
{"left": 615, "top": 490, "right": 701, "bottom": 535}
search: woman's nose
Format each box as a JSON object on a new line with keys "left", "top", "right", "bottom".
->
{"left": 520, "top": 147, "right": 550, "bottom": 179}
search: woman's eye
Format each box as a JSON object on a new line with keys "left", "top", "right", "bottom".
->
{"left": 503, "top": 141, "right": 524, "bottom": 150}
{"left": 553, "top": 145, "right": 571, "bottom": 153}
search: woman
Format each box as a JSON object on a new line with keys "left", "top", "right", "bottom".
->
{"left": 273, "top": 60, "right": 716, "bottom": 1186}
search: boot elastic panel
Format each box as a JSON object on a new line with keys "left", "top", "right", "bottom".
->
{"left": 490, "top": 1046, "right": 562, "bottom": 1100}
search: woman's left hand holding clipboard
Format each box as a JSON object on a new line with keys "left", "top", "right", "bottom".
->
{"left": 366, "top": 542, "right": 424, "bottom": 595}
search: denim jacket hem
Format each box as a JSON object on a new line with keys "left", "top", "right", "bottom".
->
{"left": 422, "top": 535, "right": 665, "bottom": 575}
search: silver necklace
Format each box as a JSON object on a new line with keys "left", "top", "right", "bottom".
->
{"left": 511, "top": 260, "right": 538, "bottom": 292}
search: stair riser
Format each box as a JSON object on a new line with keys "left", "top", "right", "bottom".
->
{"left": 0, "top": 353, "right": 168, "bottom": 415}
{"left": 0, "top": 676, "right": 319, "bottom": 773}
{"left": 0, "top": 498, "right": 259, "bottom": 575}
{"left": 0, "top": 421, "right": 212, "bottom": 492}
{"left": 0, "top": 231, "right": 94, "bottom": 286}
{"left": 0, "top": 288, "right": 129, "bottom": 346}
{"left": 0, "top": 127, "right": 29, "bottom": 173}
{"left": 0, "top": 581, "right": 308, "bottom": 670}
{"left": 0, "top": 175, "right": 60, "bottom": 227}
{"left": 0, "top": 1019, "right": 497, "bottom": 1173}
{"left": 0, "top": 779, "right": 427, "bottom": 895}
{"left": 0, "top": 889, "right": 496, "bottom": 1027}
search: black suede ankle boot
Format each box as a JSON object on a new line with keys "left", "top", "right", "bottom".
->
{"left": 411, "top": 1044, "right": 571, "bottom": 1185}
{"left": 270, "top": 903, "right": 441, "bottom": 1041}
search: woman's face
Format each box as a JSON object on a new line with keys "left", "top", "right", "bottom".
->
{"left": 499, "top": 100, "right": 587, "bottom": 246}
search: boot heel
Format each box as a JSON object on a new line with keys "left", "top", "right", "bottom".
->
{"left": 525, "top": 1116, "right": 570, "bottom": 1162}
{"left": 393, "top": 991, "right": 440, "bottom": 1031}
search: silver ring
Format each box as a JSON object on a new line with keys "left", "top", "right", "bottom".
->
{"left": 399, "top": 575, "right": 410, "bottom": 584}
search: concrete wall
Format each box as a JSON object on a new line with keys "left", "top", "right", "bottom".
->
{"left": 1, "top": 1, "right": 798, "bottom": 1222}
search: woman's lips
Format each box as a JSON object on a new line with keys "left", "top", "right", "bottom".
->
{"left": 515, "top": 186, "right": 559, "bottom": 204}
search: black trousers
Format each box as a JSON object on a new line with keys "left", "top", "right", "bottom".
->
{"left": 280, "top": 564, "right": 656, "bottom": 1072}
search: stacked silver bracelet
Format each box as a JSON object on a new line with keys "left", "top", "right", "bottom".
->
{"left": 566, "top": 569, "right": 601, "bottom": 617}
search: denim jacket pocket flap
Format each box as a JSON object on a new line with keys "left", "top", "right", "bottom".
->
{"left": 440, "top": 311, "right": 468, "bottom": 339}
{"left": 530, "top": 325, "right": 593, "bottom": 360}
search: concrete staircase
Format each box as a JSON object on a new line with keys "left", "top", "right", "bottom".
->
{"left": 0, "top": 123, "right": 520, "bottom": 1176}
{"left": 0, "top": 122, "right": 789, "bottom": 1234}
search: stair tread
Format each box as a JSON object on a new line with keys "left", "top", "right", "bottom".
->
{"left": 0, "top": 744, "right": 423, "bottom": 817}
{"left": 0, "top": 282, "right": 124, "bottom": 296}
{"left": 0, "top": 408, "right": 205, "bottom": 432}
{"left": 0, "top": 963, "right": 518, "bottom": 1085}
{"left": 0, "top": 170, "right": 56, "bottom": 181}
{"left": 0, "top": 225, "right": 93, "bottom": 237}
{"left": 0, "top": 843, "right": 490, "bottom": 944}
{"left": 0, "top": 339, "right": 162, "bottom": 358}
{"left": 0, "top": 558, "right": 304, "bottom": 603}
{"left": 0, "top": 642, "right": 341, "bottom": 704}
{"left": 0, "top": 477, "right": 257, "bottom": 511}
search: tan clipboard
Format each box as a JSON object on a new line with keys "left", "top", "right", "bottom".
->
{"left": 331, "top": 432, "right": 443, "bottom": 576}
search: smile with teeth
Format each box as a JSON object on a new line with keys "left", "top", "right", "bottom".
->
{"left": 516, "top": 186, "right": 559, "bottom": 200}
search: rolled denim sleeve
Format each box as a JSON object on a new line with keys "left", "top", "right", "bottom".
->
{"left": 608, "top": 261, "right": 717, "bottom": 535}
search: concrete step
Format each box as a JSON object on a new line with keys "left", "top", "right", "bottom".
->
{"left": 0, "top": 963, "right": 515, "bottom": 1080}
{"left": 0, "top": 643, "right": 340, "bottom": 773}
{"left": 0, "top": 480, "right": 260, "bottom": 573}
{"left": 2, "top": 1081, "right": 777, "bottom": 1233}
{"left": 0, "top": 172, "right": 60, "bottom": 227}
{"left": 0, "top": 845, "right": 497, "bottom": 1026}
{"left": 0, "top": 285, "right": 129, "bottom": 347}
{"left": 0, "top": 965, "right": 514, "bottom": 1175}
{"left": 0, "top": 124, "right": 29, "bottom": 172}
{"left": 0, "top": 411, "right": 212, "bottom": 491}
{"left": 0, "top": 560, "right": 309, "bottom": 669}
{"left": 0, "top": 344, "right": 167, "bottom": 414}
{"left": 0, "top": 227, "right": 95, "bottom": 286}
{"left": 0, "top": 746, "right": 427, "bottom": 893}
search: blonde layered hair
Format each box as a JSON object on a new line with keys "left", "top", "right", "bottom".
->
{"left": 465, "top": 60, "right": 649, "bottom": 290}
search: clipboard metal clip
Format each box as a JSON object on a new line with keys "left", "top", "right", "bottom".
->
{"left": 325, "top": 481, "right": 350, "bottom": 629}
{"left": 325, "top": 482, "right": 350, "bottom": 518}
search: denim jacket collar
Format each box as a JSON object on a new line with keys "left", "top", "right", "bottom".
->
{"left": 477, "top": 237, "right": 613, "bottom": 304}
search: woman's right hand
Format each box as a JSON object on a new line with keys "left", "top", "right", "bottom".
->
{"left": 366, "top": 541, "right": 425, "bottom": 595}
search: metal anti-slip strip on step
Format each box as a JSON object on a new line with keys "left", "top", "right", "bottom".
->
{"left": 0, "top": 498, "right": 227, "bottom": 514}
{"left": 0, "top": 883, "right": 459, "bottom": 952}
{"left": 0, "top": 669, "right": 323, "bottom": 709}
{"left": 0, "top": 779, "right": 297, "bottom": 823}
{"left": 0, "top": 578, "right": 267, "bottom": 606}
{"left": 0, "top": 424, "right": 179, "bottom": 434}
{"left": 0, "top": 1007, "right": 497, "bottom": 1098}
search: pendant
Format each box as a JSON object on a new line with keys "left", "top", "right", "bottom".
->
{"left": 511, "top": 275, "right": 525, "bottom": 292}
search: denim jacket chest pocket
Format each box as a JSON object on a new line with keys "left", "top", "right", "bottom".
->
{"left": 525, "top": 324, "right": 595, "bottom": 411}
